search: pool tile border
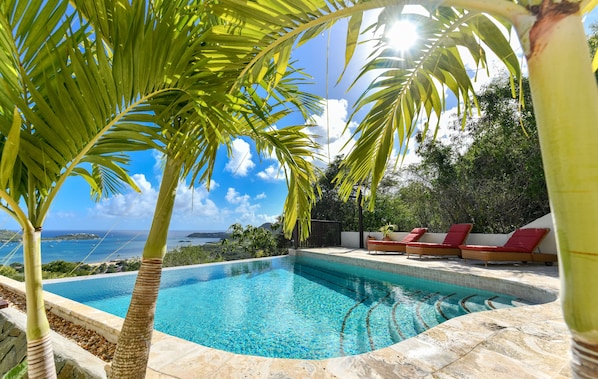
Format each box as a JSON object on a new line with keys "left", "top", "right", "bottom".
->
{"left": 0, "top": 248, "right": 570, "bottom": 378}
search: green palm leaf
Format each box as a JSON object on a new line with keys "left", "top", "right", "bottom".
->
{"left": 338, "top": 8, "right": 520, "bottom": 204}
{"left": 207, "top": 0, "right": 522, "bottom": 220}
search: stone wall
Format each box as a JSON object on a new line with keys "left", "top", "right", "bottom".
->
{"left": 0, "top": 314, "right": 26, "bottom": 376}
{"left": 0, "top": 307, "right": 107, "bottom": 378}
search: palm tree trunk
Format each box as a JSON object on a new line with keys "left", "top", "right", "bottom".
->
{"left": 109, "top": 157, "right": 181, "bottom": 379}
{"left": 22, "top": 227, "right": 57, "bottom": 378}
{"left": 522, "top": 10, "right": 598, "bottom": 378}
{"left": 109, "top": 258, "right": 162, "bottom": 378}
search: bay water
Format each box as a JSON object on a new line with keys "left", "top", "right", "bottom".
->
{"left": 0, "top": 230, "right": 222, "bottom": 265}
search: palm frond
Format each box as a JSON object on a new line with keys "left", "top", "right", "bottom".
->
{"left": 0, "top": 0, "right": 226, "bottom": 226}
{"left": 337, "top": 8, "right": 521, "bottom": 205}
{"left": 207, "top": 0, "right": 522, "bottom": 228}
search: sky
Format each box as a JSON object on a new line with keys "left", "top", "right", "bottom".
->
{"left": 1, "top": 6, "right": 597, "bottom": 232}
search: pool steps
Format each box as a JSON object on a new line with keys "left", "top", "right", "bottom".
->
{"left": 293, "top": 260, "right": 527, "bottom": 355}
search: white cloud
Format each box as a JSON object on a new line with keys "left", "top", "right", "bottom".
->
{"left": 92, "top": 174, "right": 158, "bottom": 219}
{"left": 92, "top": 174, "right": 220, "bottom": 223}
{"left": 152, "top": 150, "right": 165, "bottom": 173}
{"left": 224, "top": 187, "right": 278, "bottom": 226}
{"left": 225, "top": 187, "right": 250, "bottom": 205}
{"left": 257, "top": 164, "right": 285, "bottom": 182}
{"left": 173, "top": 183, "right": 220, "bottom": 218}
{"left": 225, "top": 139, "right": 255, "bottom": 177}
{"left": 255, "top": 193, "right": 267, "bottom": 200}
{"left": 307, "top": 98, "right": 358, "bottom": 167}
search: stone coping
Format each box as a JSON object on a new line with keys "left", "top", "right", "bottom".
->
{"left": 0, "top": 248, "right": 571, "bottom": 378}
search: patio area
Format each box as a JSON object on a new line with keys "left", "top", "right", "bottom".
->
{"left": 0, "top": 247, "right": 570, "bottom": 378}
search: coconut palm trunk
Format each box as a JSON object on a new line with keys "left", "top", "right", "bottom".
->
{"left": 519, "top": 10, "right": 598, "bottom": 376}
{"left": 22, "top": 226, "right": 57, "bottom": 378}
{"left": 110, "top": 156, "right": 182, "bottom": 378}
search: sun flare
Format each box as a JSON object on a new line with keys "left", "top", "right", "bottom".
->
{"left": 386, "top": 20, "right": 418, "bottom": 51}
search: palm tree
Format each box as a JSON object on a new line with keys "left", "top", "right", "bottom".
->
{"left": 71, "top": 2, "right": 321, "bottom": 377}
{"left": 0, "top": 0, "right": 234, "bottom": 376}
{"left": 0, "top": 2, "right": 135, "bottom": 376}
{"left": 210, "top": 0, "right": 598, "bottom": 376}
{"left": 108, "top": 119, "right": 319, "bottom": 378}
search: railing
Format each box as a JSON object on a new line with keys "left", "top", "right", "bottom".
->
{"left": 293, "top": 220, "right": 342, "bottom": 248}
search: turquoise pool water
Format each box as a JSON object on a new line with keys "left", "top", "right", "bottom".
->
{"left": 44, "top": 255, "right": 527, "bottom": 359}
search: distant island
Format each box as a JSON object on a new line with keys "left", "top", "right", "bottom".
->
{"left": 187, "top": 232, "right": 229, "bottom": 239}
{"left": 0, "top": 230, "right": 21, "bottom": 242}
{"left": 0, "top": 230, "right": 101, "bottom": 242}
{"left": 48, "top": 233, "right": 100, "bottom": 241}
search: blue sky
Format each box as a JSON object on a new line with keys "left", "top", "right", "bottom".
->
{"left": 1, "top": 8, "right": 597, "bottom": 232}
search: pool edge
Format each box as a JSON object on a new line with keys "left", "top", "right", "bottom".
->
{"left": 0, "top": 249, "right": 569, "bottom": 378}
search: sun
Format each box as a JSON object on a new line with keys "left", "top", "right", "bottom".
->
{"left": 386, "top": 20, "right": 418, "bottom": 51}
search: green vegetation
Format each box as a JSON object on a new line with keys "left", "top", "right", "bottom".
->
{"left": 2, "top": 359, "right": 27, "bottom": 379}
{"left": 0, "top": 223, "right": 287, "bottom": 281}
{"left": 162, "top": 245, "right": 223, "bottom": 267}
{"left": 48, "top": 233, "right": 99, "bottom": 241}
{"left": 0, "top": 264, "right": 21, "bottom": 281}
{"left": 0, "top": 230, "right": 20, "bottom": 241}
{"left": 0, "top": 1, "right": 596, "bottom": 377}
{"left": 312, "top": 76, "right": 549, "bottom": 234}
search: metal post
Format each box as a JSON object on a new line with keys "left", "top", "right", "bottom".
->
{"left": 293, "top": 222, "right": 299, "bottom": 249}
{"left": 358, "top": 192, "right": 364, "bottom": 249}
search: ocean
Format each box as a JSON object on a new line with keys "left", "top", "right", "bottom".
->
{"left": 0, "top": 230, "right": 223, "bottom": 265}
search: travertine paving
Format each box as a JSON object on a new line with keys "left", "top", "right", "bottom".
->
{"left": 0, "top": 248, "right": 570, "bottom": 378}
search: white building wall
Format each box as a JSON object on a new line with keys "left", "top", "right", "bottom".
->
{"left": 341, "top": 213, "right": 557, "bottom": 255}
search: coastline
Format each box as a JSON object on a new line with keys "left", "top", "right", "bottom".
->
{"left": 0, "top": 230, "right": 223, "bottom": 265}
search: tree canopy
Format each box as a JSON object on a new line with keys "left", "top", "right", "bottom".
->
{"left": 312, "top": 76, "right": 549, "bottom": 234}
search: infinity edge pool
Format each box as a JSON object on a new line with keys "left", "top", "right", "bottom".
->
{"left": 0, "top": 248, "right": 568, "bottom": 378}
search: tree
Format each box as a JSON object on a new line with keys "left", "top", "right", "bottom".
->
{"left": 212, "top": 1, "right": 598, "bottom": 376}
{"left": 310, "top": 156, "right": 415, "bottom": 232}
{"left": 70, "top": 2, "right": 321, "bottom": 377}
{"left": 0, "top": 0, "right": 280, "bottom": 375}
{"left": 223, "top": 223, "right": 285, "bottom": 258}
{"left": 405, "top": 76, "right": 549, "bottom": 233}
{"left": 310, "top": 156, "right": 360, "bottom": 230}
{"left": 0, "top": 1, "right": 159, "bottom": 375}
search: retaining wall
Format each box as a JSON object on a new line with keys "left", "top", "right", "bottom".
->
{"left": 0, "top": 307, "right": 106, "bottom": 378}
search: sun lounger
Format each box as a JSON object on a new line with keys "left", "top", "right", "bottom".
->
{"left": 406, "top": 223, "right": 473, "bottom": 258}
{"left": 460, "top": 227, "right": 556, "bottom": 267}
{"left": 367, "top": 228, "right": 427, "bottom": 254}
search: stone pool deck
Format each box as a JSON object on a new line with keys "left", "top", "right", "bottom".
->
{"left": 0, "top": 248, "right": 569, "bottom": 378}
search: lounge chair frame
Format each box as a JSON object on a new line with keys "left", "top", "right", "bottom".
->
{"left": 406, "top": 223, "right": 473, "bottom": 259}
{"left": 406, "top": 245, "right": 461, "bottom": 258}
{"left": 367, "top": 228, "right": 427, "bottom": 254}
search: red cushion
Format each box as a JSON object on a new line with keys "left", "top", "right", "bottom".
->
{"left": 400, "top": 228, "right": 427, "bottom": 243}
{"left": 442, "top": 224, "right": 473, "bottom": 246}
{"left": 459, "top": 228, "right": 549, "bottom": 253}
{"left": 407, "top": 242, "right": 459, "bottom": 249}
{"left": 503, "top": 228, "right": 549, "bottom": 252}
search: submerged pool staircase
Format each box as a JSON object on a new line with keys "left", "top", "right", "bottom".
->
{"left": 386, "top": 292, "right": 530, "bottom": 350}
{"left": 293, "top": 261, "right": 532, "bottom": 356}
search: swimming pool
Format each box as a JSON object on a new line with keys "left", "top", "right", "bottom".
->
{"left": 43, "top": 255, "right": 531, "bottom": 359}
